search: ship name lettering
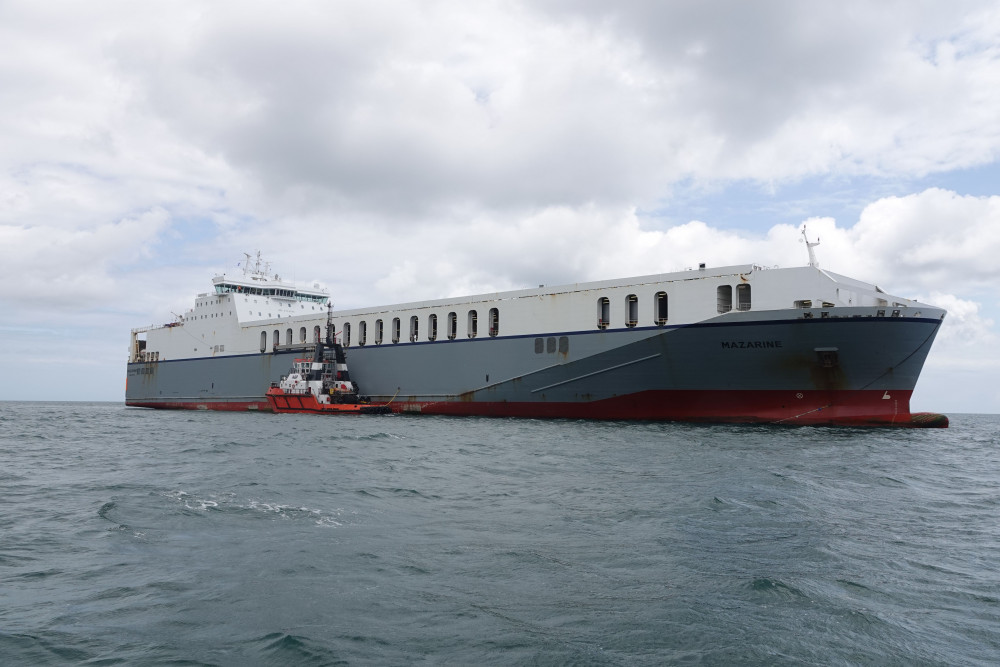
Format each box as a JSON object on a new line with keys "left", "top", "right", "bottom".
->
{"left": 721, "top": 340, "right": 783, "bottom": 350}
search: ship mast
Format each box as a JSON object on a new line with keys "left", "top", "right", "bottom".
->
{"left": 801, "top": 226, "right": 820, "bottom": 268}
{"left": 242, "top": 251, "right": 271, "bottom": 280}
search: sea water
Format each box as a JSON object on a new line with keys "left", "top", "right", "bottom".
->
{"left": 1, "top": 402, "right": 998, "bottom": 665}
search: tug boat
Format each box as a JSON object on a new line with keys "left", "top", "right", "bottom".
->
{"left": 265, "top": 309, "right": 392, "bottom": 415}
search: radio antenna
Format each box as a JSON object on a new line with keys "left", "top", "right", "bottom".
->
{"left": 801, "top": 226, "right": 820, "bottom": 268}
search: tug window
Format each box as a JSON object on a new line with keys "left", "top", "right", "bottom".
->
{"left": 359, "top": 321, "right": 367, "bottom": 346}
{"left": 625, "top": 294, "right": 638, "bottom": 327}
{"left": 428, "top": 314, "right": 438, "bottom": 341}
{"left": 299, "top": 327, "right": 307, "bottom": 343}
{"left": 375, "top": 319, "right": 384, "bottom": 345}
{"left": 392, "top": 317, "right": 400, "bottom": 344}
{"left": 447, "top": 312, "right": 457, "bottom": 340}
{"left": 409, "top": 315, "right": 419, "bottom": 342}
{"left": 343, "top": 322, "right": 351, "bottom": 347}
{"left": 488, "top": 308, "right": 499, "bottom": 337}
{"left": 717, "top": 285, "right": 733, "bottom": 314}
{"left": 654, "top": 291, "right": 668, "bottom": 325}
{"left": 597, "top": 297, "right": 610, "bottom": 329}
{"left": 737, "top": 283, "right": 751, "bottom": 311}
{"left": 467, "top": 310, "right": 478, "bottom": 338}
{"left": 260, "top": 331, "right": 267, "bottom": 352}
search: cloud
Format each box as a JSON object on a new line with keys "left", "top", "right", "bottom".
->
{"left": 3, "top": 0, "right": 991, "bottom": 227}
{"left": 0, "top": 208, "right": 172, "bottom": 310}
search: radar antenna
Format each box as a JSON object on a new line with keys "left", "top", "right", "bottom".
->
{"left": 800, "top": 226, "right": 820, "bottom": 268}
{"left": 242, "top": 251, "right": 271, "bottom": 280}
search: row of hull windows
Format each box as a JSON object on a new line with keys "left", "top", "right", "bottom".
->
{"left": 596, "top": 286, "right": 751, "bottom": 328}
{"left": 256, "top": 309, "right": 501, "bottom": 350}
{"left": 259, "top": 326, "right": 322, "bottom": 351}
{"left": 338, "top": 309, "right": 500, "bottom": 346}
{"left": 598, "top": 291, "right": 670, "bottom": 329}
{"left": 252, "top": 285, "right": 753, "bottom": 351}
{"left": 717, "top": 284, "right": 751, "bottom": 314}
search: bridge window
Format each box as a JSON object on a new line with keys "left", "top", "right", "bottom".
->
{"left": 428, "top": 314, "right": 438, "bottom": 341}
{"left": 488, "top": 308, "right": 499, "bottom": 337}
{"left": 625, "top": 294, "right": 638, "bottom": 327}
{"left": 409, "top": 315, "right": 419, "bottom": 342}
{"left": 654, "top": 291, "right": 668, "bottom": 325}
{"left": 392, "top": 317, "right": 400, "bottom": 344}
{"left": 375, "top": 319, "right": 383, "bottom": 345}
{"left": 737, "top": 284, "right": 751, "bottom": 311}
{"left": 597, "top": 297, "right": 610, "bottom": 329}
{"left": 359, "top": 320, "right": 367, "bottom": 346}
{"left": 467, "top": 310, "right": 478, "bottom": 338}
{"left": 447, "top": 312, "right": 457, "bottom": 340}
{"left": 717, "top": 285, "right": 732, "bottom": 313}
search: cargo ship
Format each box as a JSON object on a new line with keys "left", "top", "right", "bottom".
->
{"left": 126, "top": 242, "right": 948, "bottom": 426}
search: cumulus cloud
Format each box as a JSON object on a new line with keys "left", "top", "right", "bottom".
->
{"left": 5, "top": 0, "right": 994, "bottom": 228}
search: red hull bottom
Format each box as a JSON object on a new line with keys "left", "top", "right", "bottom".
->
{"left": 411, "top": 389, "right": 947, "bottom": 427}
{"left": 128, "top": 389, "right": 948, "bottom": 427}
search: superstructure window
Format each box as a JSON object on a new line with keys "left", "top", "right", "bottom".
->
{"left": 273, "top": 330, "right": 280, "bottom": 349}
{"left": 392, "top": 317, "right": 400, "bottom": 344}
{"left": 299, "top": 327, "right": 307, "bottom": 343}
{"left": 314, "top": 325, "right": 321, "bottom": 342}
{"left": 344, "top": 322, "right": 351, "bottom": 347}
{"left": 375, "top": 319, "right": 384, "bottom": 345}
{"left": 428, "top": 314, "right": 438, "bottom": 341}
{"left": 286, "top": 328, "right": 293, "bottom": 345}
{"left": 359, "top": 320, "right": 367, "bottom": 346}
{"left": 447, "top": 312, "right": 457, "bottom": 340}
{"left": 654, "top": 291, "right": 668, "bottom": 325}
{"left": 488, "top": 308, "right": 499, "bottom": 337}
{"left": 260, "top": 331, "right": 267, "bottom": 352}
{"left": 409, "top": 315, "right": 419, "bottom": 342}
{"left": 625, "top": 294, "right": 638, "bottom": 328}
{"left": 467, "top": 310, "right": 478, "bottom": 338}
{"left": 717, "top": 285, "right": 733, "bottom": 314}
{"left": 597, "top": 297, "right": 610, "bottom": 329}
{"left": 737, "top": 284, "right": 751, "bottom": 311}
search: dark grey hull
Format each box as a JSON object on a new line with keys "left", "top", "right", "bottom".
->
{"left": 127, "top": 313, "right": 942, "bottom": 424}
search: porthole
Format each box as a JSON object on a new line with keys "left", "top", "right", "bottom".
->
{"left": 597, "top": 297, "right": 610, "bottom": 329}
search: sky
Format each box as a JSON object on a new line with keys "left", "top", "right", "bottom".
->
{"left": 1, "top": 0, "right": 999, "bottom": 413}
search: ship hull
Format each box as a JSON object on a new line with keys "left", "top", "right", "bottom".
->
{"left": 127, "top": 312, "right": 943, "bottom": 426}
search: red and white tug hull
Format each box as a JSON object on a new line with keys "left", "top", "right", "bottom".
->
{"left": 265, "top": 387, "right": 391, "bottom": 414}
